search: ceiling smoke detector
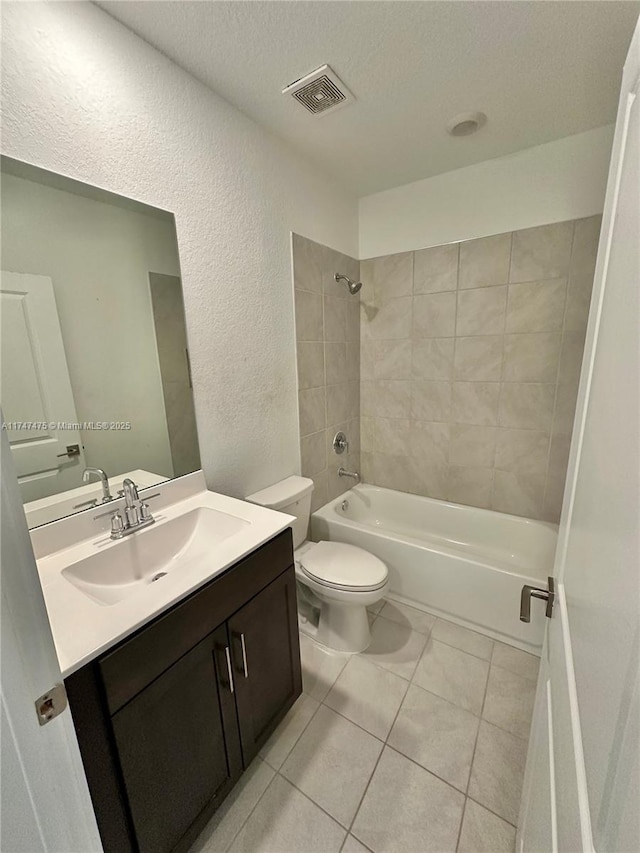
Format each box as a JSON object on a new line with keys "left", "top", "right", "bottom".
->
{"left": 282, "top": 65, "right": 354, "bottom": 116}
{"left": 446, "top": 111, "right": 487, "bottom": 137}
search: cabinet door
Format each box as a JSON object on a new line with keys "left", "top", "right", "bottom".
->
{"left": 228, "top": 567, "right": 302, "bottom": 765}
{"left": 111, "top": 625, "right": 242, "bottom": 853}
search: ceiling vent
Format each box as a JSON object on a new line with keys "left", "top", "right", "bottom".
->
{"left": 282, "top": 65, "right": 354, "bottom": 116}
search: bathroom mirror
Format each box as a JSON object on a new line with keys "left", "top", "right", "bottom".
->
{"left": 0, "top": 156, "right": 201, "bottom": 528}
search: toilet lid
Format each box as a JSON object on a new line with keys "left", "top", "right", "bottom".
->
{"left": 298, "top": 541, "right": 388, "bottom": 591}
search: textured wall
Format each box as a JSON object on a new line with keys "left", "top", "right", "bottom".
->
{"left": 359, "top": 127, "right": 612, "bottom": 258}
{"left": 1, "top": 2, "right": 358, "bottom": 499}
{"left": 360, "top": 217, "right": 601, "bottom": 522}
{"left": 292, "top": 235, "right": 360, "bottom": 511}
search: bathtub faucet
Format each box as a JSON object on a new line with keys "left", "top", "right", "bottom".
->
{"left": 338, "top": 467, "right": 360, "bottom": 483}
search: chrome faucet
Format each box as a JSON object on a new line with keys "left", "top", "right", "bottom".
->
{"left": 82, "top": 467, "right": 113, "bottom": 503}
{"left": 338, "top": 467, "right": 360, "bottom": 483}
{"left": 94, "top": 478, "right": 160, "bottom": 540}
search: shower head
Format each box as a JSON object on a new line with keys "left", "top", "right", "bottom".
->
{"left": 335, "top": 272, "right": 362, "bottom": 295}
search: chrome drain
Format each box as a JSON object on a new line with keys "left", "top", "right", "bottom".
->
{"left": 150, "top": 572, "right": 167, "bottom": 583}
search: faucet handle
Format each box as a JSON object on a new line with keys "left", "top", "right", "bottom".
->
{"left": 139, "top": 493, "right": 161, "bottom": 521}
{"left": 110, "top": 512, "right": 125, "bottom": 536}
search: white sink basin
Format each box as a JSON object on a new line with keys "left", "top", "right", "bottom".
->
{"left": 34, "top": 472, "right": 295, "bottom": 676}
{"left": 62, "top": 506, "right": 249, "bottom": 606}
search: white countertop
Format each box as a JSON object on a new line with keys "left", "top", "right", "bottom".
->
{"left": 35, "top": 473, "right": 294, "bottom": 676}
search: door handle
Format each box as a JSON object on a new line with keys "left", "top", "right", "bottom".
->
{"left": 232, "top": 632, "right": 249, "bottom": 678}
{"left": 73, "top": 498, "right": 99, "bottom": 510}
{"left": 57, "top": 444, "right": 81, "bottom": 458}
{"left": 520, "top": 576, "right": 555, "bottom": 622}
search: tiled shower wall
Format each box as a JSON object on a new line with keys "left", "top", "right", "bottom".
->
{"left": 293, "top": 234, "right": 360, "bottom": 511}
{"left": 359, "top": 217, "right": 601, "bottom": 522}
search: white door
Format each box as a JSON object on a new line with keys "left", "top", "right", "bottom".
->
{"left": 0, "top": 420, "right": 102, "bottom": 851}
{"left": 518, "top": 19, "right": 640, "bottom": 853}
{"left": 0, "top": 271, "right": 86, "bottom": 502}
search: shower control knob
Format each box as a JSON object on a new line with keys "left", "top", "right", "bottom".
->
{"left": 333, "top": 431, "right": 348, "bottom": 454}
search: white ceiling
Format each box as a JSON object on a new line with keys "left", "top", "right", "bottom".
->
{"left": 98, "top": 1, "right": 639, "bottom": 196}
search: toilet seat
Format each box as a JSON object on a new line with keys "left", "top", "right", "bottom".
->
{"left": 297, "top": 541, "right": 388, "bottom": 592}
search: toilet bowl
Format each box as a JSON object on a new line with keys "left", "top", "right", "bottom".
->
{"left": 246, "top": 476, "right": 388, "bottom": 653}
{"left": 294, "top": 539, "right": 389, "bottom": 652}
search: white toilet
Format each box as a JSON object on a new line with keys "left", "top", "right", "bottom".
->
{"left": 247, "top": 476, "right": 389, "bottom": 653}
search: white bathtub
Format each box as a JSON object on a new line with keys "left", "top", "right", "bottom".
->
{"left": 311, "top": 484, "right": 557, "bottom": 653}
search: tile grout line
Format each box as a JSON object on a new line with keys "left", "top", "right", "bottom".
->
{"left": 342, "top": 659, "right": 413, "bottom": 842}
{"left": 454, "top": 794, "right": 470, "bottom": 853}
{"left": 491, "top": 231, "right": 514, "bottom": 512}
{"left": 261, "top": 688, "right": 324, "bottom": 772}
{"left": 219, "top": 764, "right": 280, "bottom": 853}
{"left": 347, "top": 617, "right": 435, "bottom": 837}
{"left": 460, "top": 640, "right": 494, "bottom": 837}
{"left": 542, "top": 221, "right": 575, "bottom": 520}
{"left": 447, "top": 243, "right": 462, "bottom": 489}
{"left": 466, "top": 794, "right": 518, "bottom": 829}
{"left": 274, "top": 765, "right": 354, "bottom": 835}
{"left": 342, "top": 617, "right": 479, "bottom": 844}
{"left": 381, "top": 740, "right": 472, "bottom": 799}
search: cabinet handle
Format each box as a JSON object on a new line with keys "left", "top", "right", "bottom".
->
{"left": 224, "top": 646, "right": 235, "bottom": 694}
{"left": 239, "top": 633, "right": 249, "bottom": 679}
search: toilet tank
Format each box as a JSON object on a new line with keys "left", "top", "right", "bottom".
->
{"left": 246, "top": 476, "right": 314, "bottom": 549}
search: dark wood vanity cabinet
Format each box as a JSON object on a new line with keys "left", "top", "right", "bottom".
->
{"left": 65, "top": 529, "right": 301, "bottom": 853}
{"left": 230, "top": 569, "right": 300, "bottom": 765}
{"left": 111, "top": 625, "right": 243, "bottom": 853}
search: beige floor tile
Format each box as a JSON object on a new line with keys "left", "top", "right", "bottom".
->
{"left": 457, "top": 799, "right": 516, "bottom": 853}
{"left": 491, "top": 642, "right": 540, "bottom": 682}
{"left": 362, "top": 616, "right": 428, "bottom": 680}
{"left": 325, "top": 656, "right": 408, "bottom": 740}
{"left": 388, "top": 683, "right": 479, "bottom": 791}
{"left": 378, "top": 601, "right": 436, "bottom": 635}
{"left": 258, "top": 693, "right": 319, "bottom": 770}
{"left": 299, "top": 633, "right": 350, "bottom": 701}
{"left": 468, "top": 721, "right": 528, "bottom": 824}
{"left": 191, "top": 758, "right": 275, "bottom": 853}
{"left": 431, "top": 619, "right": 494, "bottom": 660}
{"left": 413, "top": 638, "right": 489, "bottom": 715}
{"left": 281, "top": 705, "right": 383, "bottom": 827}
{"left": 228, "top": 776, "right": 345, "bottom": 853}
{"left": 351, "top": 747, "right": 464, "bottom": 853}
{"left": 483, "top": 665, "right": 536, "bottom": 739}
